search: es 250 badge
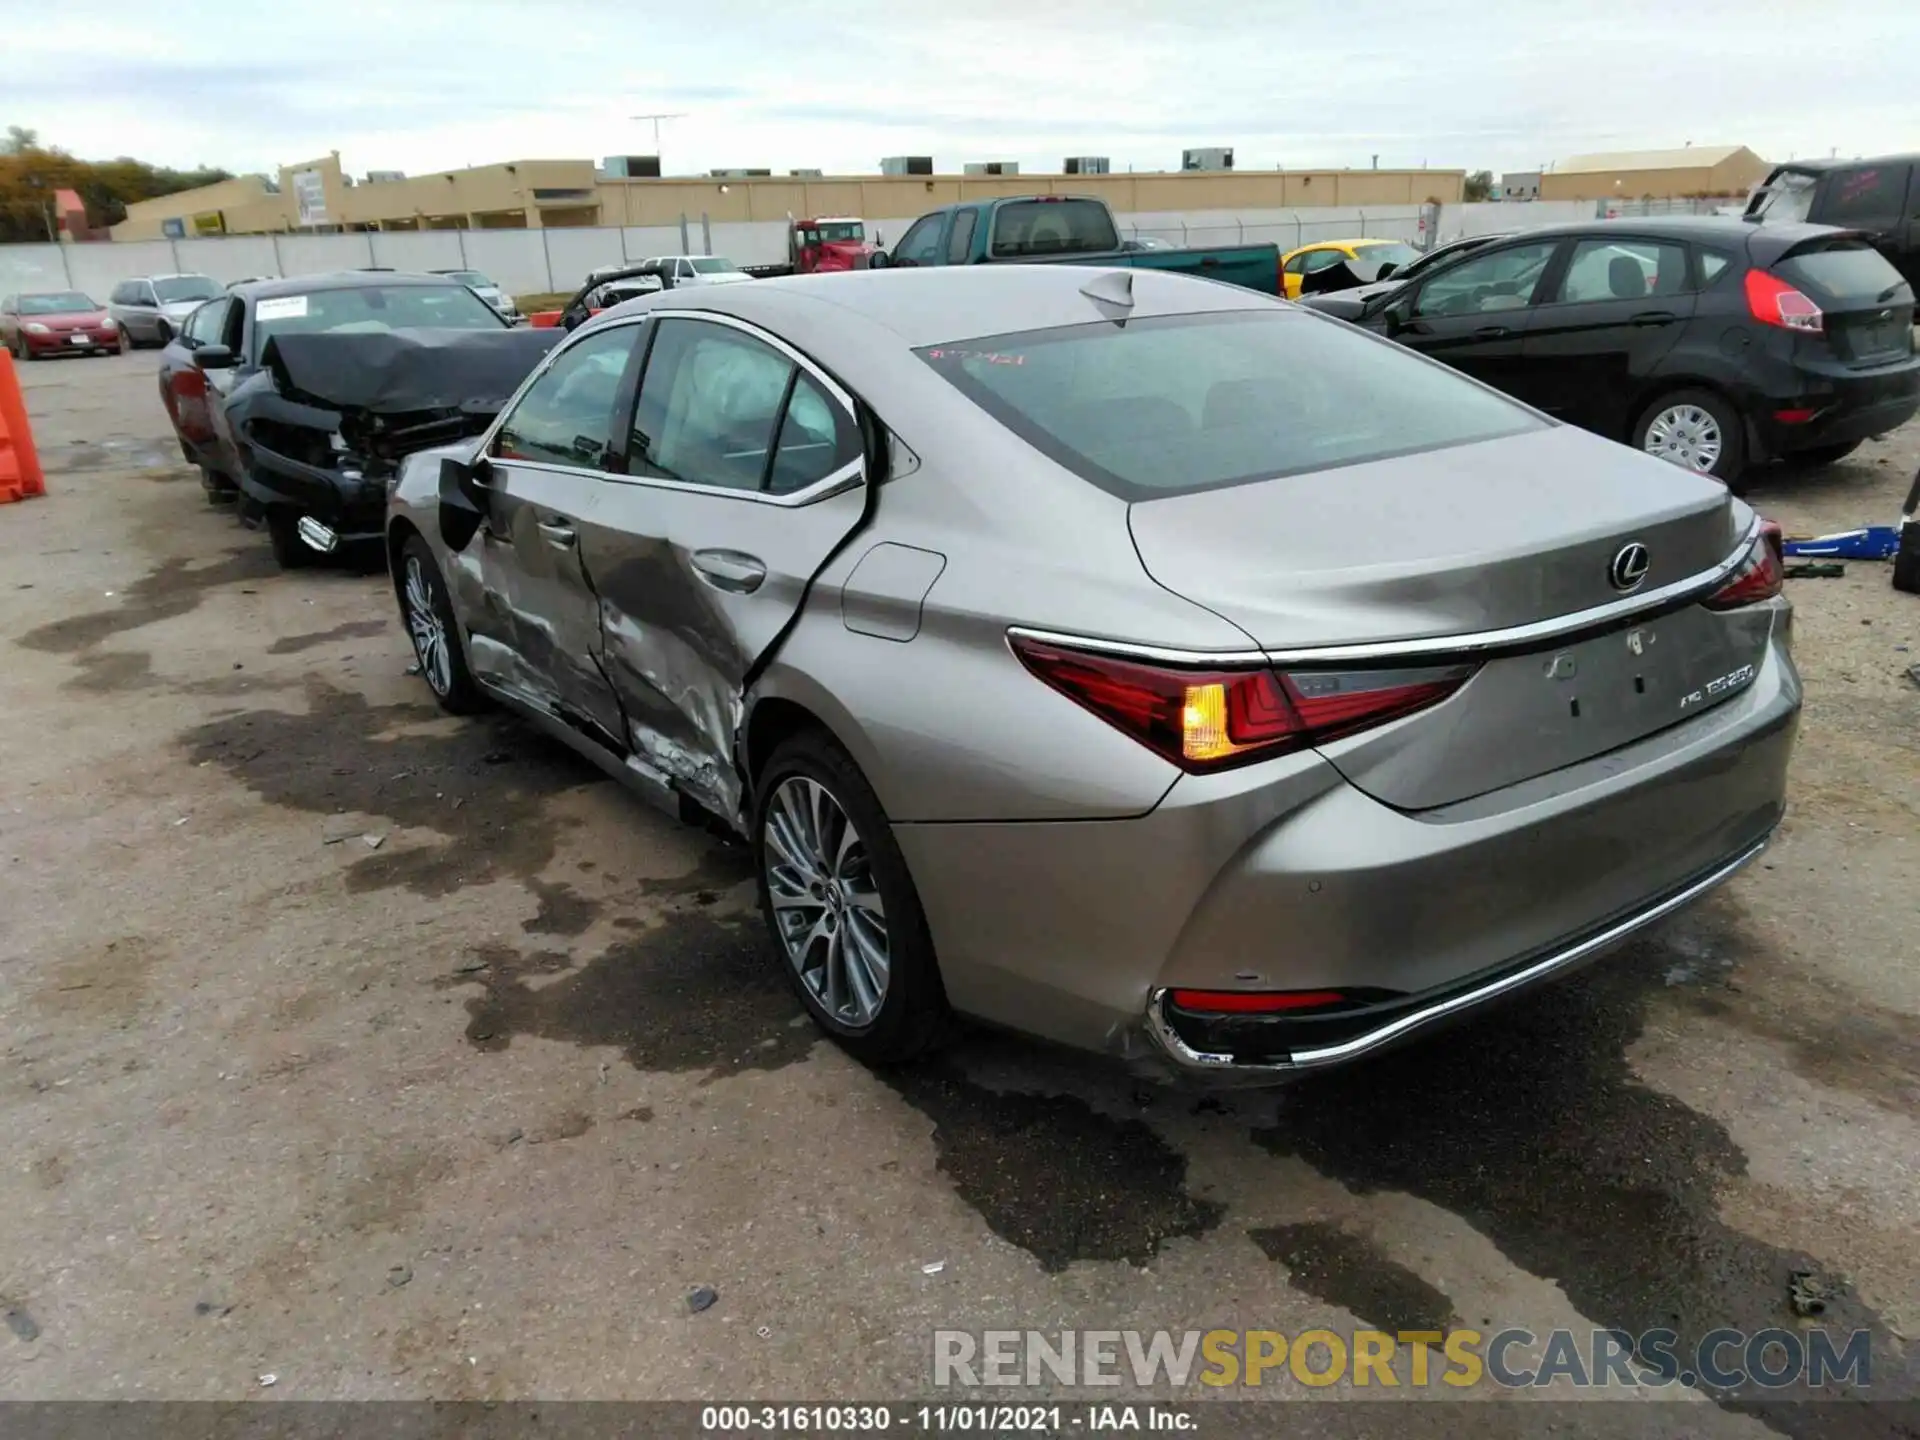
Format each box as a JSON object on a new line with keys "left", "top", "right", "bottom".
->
{"left": 1678, "top": 664, "right": 1755, "bottom": 711}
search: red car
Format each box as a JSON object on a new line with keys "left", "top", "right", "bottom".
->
{"left": 0, "top": 290, "right": 123, "bottom": 360}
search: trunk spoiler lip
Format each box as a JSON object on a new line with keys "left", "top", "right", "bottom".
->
{"left": 1008, "top": 515, "right": 1764, "bottom": 670}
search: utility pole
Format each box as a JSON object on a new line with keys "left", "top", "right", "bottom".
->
{"left": 628, "top": 112, "right": 688, "bottom": 172}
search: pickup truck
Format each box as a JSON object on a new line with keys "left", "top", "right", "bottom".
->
{"left": 868, "top": 195, "right": 1280, "bottom": 295}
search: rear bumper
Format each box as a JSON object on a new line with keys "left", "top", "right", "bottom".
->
{"left": 895, "top": 613, "right": 1799, "bottom": 1078}
{"left": 1746, "top": 353, "right": 1920, "bottom": 457}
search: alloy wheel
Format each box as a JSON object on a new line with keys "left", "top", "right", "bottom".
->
{"left": 763, "top": 775, "right": 890, "bottom": 1029}
{"left": 403, "top": 556, "right": 454, "bottom": 698}
{"left": 1644, "top": 403, "right": 1723, "bottom": 473}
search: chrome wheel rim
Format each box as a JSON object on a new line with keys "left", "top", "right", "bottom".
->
{"left": 1645, "top": 404, "right": 1723, "bottom": 473}
{"left": 763, "top": 776, "right": 889, "bottom": 1029}
{"left": 403, "top": 556, "right": 453, "bottom": 698}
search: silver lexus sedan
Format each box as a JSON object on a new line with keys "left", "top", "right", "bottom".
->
{"left": 384, "top": 266, "right": 1800, "bottom": 1080}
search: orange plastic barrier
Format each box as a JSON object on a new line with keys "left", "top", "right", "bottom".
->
{"left": 0, "top": 349, "right": 47, "bottom": 504}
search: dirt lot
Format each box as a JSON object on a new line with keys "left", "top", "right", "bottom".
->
{"left": 1, "top": 351, "right": 1916, "bottom": 1430}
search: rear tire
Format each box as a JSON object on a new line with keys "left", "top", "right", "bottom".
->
{"left": 154, "top": 321, "right": 173, "bottom": 346}
{"left": 1633, "top": 388, "right": 1746, "bottom": 489}
{"left": 265, "top": 508, "right": 314, "bottom": 570}
{"left": 754, "top": 729, "right": 950, "bottom": 1067}
{"left": 398, "top": 536, "right": 486, "bottom": 714}
{"left": 1788, "top": 440, "right": 1862, "bottom": 469}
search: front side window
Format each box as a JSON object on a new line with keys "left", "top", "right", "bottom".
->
{"left": 184, "top": 297, "right": 231, "bottom": 344}
{"left": 492, "top": 325, "right": 637, "bottom": 469}
{"left": 893, "top": 215, "right": 944, "bottom": 267}
{"left": 918, "top": 309, "right": 1542, "bottom": 502}
{"left": 630, "top": 319, "right": 854, "bottom": 494}
{"left": 1552, "top": 239, "right": 1690, "bottom": 302}
{"left": 1412, "top": 240, "right": 1558, "bottom": 317}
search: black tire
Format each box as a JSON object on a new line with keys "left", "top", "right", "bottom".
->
{"left": 153, "top": 321, "right": 173, "bottom": 346}
{"left": 1788, "top": 440, "right": 1863, "bottom": 469}
{"left": 199, "top": 465, "right": 236, "bottom": 504}
{"left": 1893, "top": 531, "right": 1920, "bottom": 595}
{"left": 397, "top": 535, "right": 486, "bottom": 714}
{"left": 1632, "top": 388, "right": 1747, "bottom": 489}
{"left": 753, "top": 728, "right": 950, "bottom": 1066}
{"left": 265, "top": 508, "right": 314, "bottom": 570}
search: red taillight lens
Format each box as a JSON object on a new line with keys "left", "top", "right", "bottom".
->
{"left": 1168, "top": 988, "right": 1349, "bottom": 1013}
{"left": 1008, "top": 636, "right": 1474, "bottom": 772}
{"left": 1744, "top": 269, "right": 1823, "bottom": 333}
{"left": 1703, "top": 527, "right": 1785, "bottom": 610}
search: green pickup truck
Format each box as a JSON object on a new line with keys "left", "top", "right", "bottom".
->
{"left": 868, "top": 195, "right": 1281, "bottom": 295}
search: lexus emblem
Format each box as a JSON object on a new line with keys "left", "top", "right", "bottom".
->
{"left": 1610, "top": 542, "right": 1651, "bottom": 593}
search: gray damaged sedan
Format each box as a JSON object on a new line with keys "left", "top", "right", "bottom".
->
{"left": 384, "top": 266, "right": 1800, "bottom": 1080}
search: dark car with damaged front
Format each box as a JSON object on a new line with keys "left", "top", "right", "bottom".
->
{"left": 157, "top": 273, "right": 560, "bottom": 568}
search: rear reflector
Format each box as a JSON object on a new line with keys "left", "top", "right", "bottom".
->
{"left": 1773, "top": 408, "right": 1817, "bottom": 424}
{"left": 1008, "top": 635, "right": 1474, "bottom": 772}
{"left": 1744, "top": 269, "right": 1823, "bottom": 333}
{"left": 1168, "top": 989, "right": 1348, "bottom": 1013}
{"left": 1703, "top": 526, "right": 1784, "bottom": 609}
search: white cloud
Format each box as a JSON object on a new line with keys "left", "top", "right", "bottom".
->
{"left": 6, "top": 0, "right": 1919, "bottom": 178}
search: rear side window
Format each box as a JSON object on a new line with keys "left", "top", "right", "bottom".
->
{"left": 1697, "top": 248, "right": 1736, "bottom": 286}
{"left": 1552, "top": 239, "right": 1690, "bottom": 302}
{"left": 988, "top": 200, "right": 1119, "bottom": 258}
{"left": 1823, "top": 165, "right": 1909, "bottom": 224}
{"left": 945, "top": 210, "right": 977, "bottom": 264}
{"left": 1775, "top": 241, "right": 1911, "bottom": 301}
{"left": 917, "top": 310, "right": 1542, "bottom": 502}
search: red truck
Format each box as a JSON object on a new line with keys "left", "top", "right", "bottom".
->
{"left": 744, "top": 218, "right": 881, "bottom": 277}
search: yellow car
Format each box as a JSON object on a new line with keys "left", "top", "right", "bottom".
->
{"left": 1280, "top": 238, "right": 1421, "bottom": 299}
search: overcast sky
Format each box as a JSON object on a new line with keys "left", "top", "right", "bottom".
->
{"left": 8, "top": 0, "right": 1920, "bottom": 180}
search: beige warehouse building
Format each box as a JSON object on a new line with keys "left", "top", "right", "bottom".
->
{"left": 1539, "top": 145, "right": 1772, "bottom": 202}
{"left": 112, "top": 153, "right": 1466, "bottom": 240}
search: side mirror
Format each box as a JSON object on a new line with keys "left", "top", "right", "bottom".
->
{"left": 437, "top": 454, "right": 491, "bottom": 551}
{"left": 194, "top": 343, "right": 237, "bottom": 369}
{"left": 1382, "top": 293, "right": 1415, "bottom": 332}
{"left": 866, "top": 250, "right": 891, "bottom": 270}
{"left": 873, "top": 230, "right": 884, "bottom": 247}
{"left": 1375, "top": 261, "right": 1400, "bottom": 282}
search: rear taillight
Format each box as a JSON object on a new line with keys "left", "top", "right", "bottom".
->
{"left": 1703, "top": 525, "right": 1785, "bottom": 610}
{"left": 1008, "top": 636, "right": 1474, "bottom": 772}
{"left": 1168, "top": 988, "right": 1350, "bottom": 1013}
{"left": 1744, "top": 269, "right": 1823, "bottom": 333}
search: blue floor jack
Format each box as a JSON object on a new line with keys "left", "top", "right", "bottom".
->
{"left": 1781, "top": 464, "right": 1920, "bottom": 592}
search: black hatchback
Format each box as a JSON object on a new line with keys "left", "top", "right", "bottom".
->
{"left": 1303, "top": 217, "right": 1918, "bottom": 489}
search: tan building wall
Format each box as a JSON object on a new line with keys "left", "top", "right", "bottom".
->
{"left": 594, "top": 168, "right": 1464, "bottom": 226}
{"left": 112, "top": 161, "right": 1464, "bottom": 239}
{"left": 1540, "top": 147, "right": 1771, "bottom": 201}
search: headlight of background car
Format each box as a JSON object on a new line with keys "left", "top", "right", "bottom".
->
{"left": 23, "top": 322, "right": 50, "bottom": 334}
{"left": 100, "top": 317, "right": 118, "bottom": 331}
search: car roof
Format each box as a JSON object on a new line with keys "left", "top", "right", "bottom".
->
{"left": 628, "top": 264, "right": 1271, "bottom": 349}
{"left": 1765, "top": 153, "right": 1919, "bottom": 174}
{"left": 229, "top": 271, "right": 466, "bottom": 300}
{"left": 1473, "top": 215, "right": 1838, "bottom": 245}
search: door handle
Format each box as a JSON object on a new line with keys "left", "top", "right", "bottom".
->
{"left": 536, "top": 519, "right": 577, "bottom": 550}
{"left": 1473, "top": 324, "right": 1510, "bottom": 339}
{"left": 690, "top": 549, "right": 766, "bottom": 594}
{"left": 1631, "top": 310, "right": 1678, "bottom": 327}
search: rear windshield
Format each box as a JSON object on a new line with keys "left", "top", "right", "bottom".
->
{"left": 989, "top": 200, "right": 1120, "bottom": 258}
{"left": 1777, "top": 241, "right": 1911, "bottom": 301}
{"left": 917, "top": 310, "right": 1543, "bottom": 501}
{"left": 1747, "top": 171, "right": 1817, "bottom": 223}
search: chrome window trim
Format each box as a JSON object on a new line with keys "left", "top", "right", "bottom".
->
{"left": 1008, "top": 517, "right": 1762, "bottom": 668}
{"left": 1145, "top": 836, "right": 1768, "bottom": 1075}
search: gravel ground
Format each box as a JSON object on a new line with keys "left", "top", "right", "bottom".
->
{"left": 0, "top": 351, "right": 1915, "bottom": 1433}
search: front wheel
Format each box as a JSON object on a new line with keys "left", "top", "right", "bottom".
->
{"left": 754, "top": 730, "right": 949, "bottom": 1066}
{"left": 265, "top": 508, "right": 315, "bottom": 570}
{"left": 398, "top": 535, "right": 485, "bottom": 714}
{"left": 1633, "top": 388, "right": 1746, "bottom": 489}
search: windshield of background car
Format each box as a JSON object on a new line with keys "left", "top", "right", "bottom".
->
{"left": 1343, "top": 240, "right": 1421, "bottom": 281}
{"left": 153, "top": 276, "right": 222, "bottom": 303}
{"left": 251, "top": 283, "right": 505, "bottom": 357}
{"left": 1748, "top": 171, "right": 1818, "bottom": 223}
{"left": 691, "top": 258, "right": 738, "bottom": 274}
{"left": 446, "top": 271, "right": 493, "bottom": 287}
{"left": 20, "top": 292, "right": 97, "bottom": 314}
{"left": 818, "top": 223, "right": 864, "bottom": 242}
{"left": 917, "top": 310, "right": 1543, "bottom": 501}
{"left": 988, "top": 200, "right": 1120, "bottom": 258}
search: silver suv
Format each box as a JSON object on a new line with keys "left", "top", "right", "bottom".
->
{"left": 107, "top": 274, "right": 225, "bottom": 347}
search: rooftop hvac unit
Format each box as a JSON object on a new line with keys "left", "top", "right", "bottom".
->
{"left": 789, "top": 169, "right": 824, "bottom": 177}
{"left": 709, "top": 168, "right": 772, "bottom": 177}
{"left": 602, "top": 155, "right": 663, "bottom": 179}
{"left": 881, "top": 156, "right": 935, "bottom": 176}
{"left": 363, "top": 170, "right": 406, "bottom": 184}
{"left": 963, "top": 161, "right": 1019, "bottom": 176}
{"left": 1181, "top": 147, "right": 1235, "bottom": 172}
{"left": 1064, "top": 156, "right": 1110, "bottom": 175}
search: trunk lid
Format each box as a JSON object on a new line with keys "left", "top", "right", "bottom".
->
{"left": 1764, "top": 232, "right": 1915, "bottom": 368}
{"left": 1128, "top": 425, "right": 1759, "bottom": 808}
